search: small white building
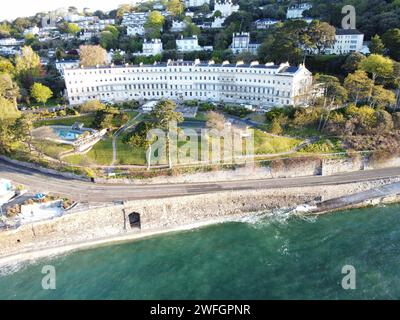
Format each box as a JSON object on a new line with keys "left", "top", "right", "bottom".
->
{"left": 127, "top": 25, "right": 145, "bottom": 36}
{"left": 122, "top": 12, "right": 149, "bottom": 36}
{"left": 185, "top": 0, "right": 210, "bottom": 7}
{"left": 255, "top": 19, "right": 280, "bottom": 29}
{"left": 171, "top": 20, "right": 187, "bottom": 32}
{"left": 77, "top": 18, "right": 116, "bottom": 32}
{"left": 0, "top": 38, "right": 22, "bottom": 46}
{"left": 107, "top": 49, "right": 126, "bottom": 64}
{"left": 211, "top": 17, "right": 225, "bottom": 29}
{"left": 141, "top": 39, "right": 163, "bottom": 56}
{"left": 55, "top": 60, "right": 80, "bottom": 77}
{"left": 64, "top": 14, "right": 87, "bottom": 22}
{"left": 230, "top": 32, "right": 260, "bottom": 54}
{"left": 153, "top": 3, "right": 165, "bottom": 10}
{"left": 286, "top": 3, "right": 312, "bottom": 19}
{"left": 185, "top": 10, "right": 195, "bottom": 18}
{"left": 176, "top": 35, "right": 202, "bottom": 52}
{"left": 0, "top": 179, "right": 15, "bottom": 206}
{"left": 0, "top": 47, "right": 21, "bottom": 56}
{"left": 327, "top": 29, "right": 364, "bottom": 55}
{"left": 142, "top": 100, "right": 158, "bottom": 113}
{"left": 23, "top": 26, "right": 40, "bottom": 36}
{"left": 214, "top": 0, "right": 239, "bottom": 17}
{"left": 79, "top": 30, "right": 97, "bottom": 41}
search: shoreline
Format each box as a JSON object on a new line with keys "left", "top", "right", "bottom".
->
{"left": 0, "top": 212, "right": 264, "bottom": 269}
{"left": 1, "top": 197, "right": 400, "bottom": 269}
{"left": 1, "top": 178, "right": 400, "bottom": 269}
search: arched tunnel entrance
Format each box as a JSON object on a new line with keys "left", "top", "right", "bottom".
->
{"left": 128, "top": 212, "right": 141, "bottom": 229}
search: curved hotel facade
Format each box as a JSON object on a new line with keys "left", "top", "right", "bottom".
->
{"left": 64, "top": 60, "right": 314, "bottom": 108}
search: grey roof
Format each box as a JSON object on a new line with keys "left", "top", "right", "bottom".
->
{"left": 67, "top": 60, "right": 303, "bottom": 73}
{"left": 335, "top": 28, "right": 363, "bottom": 35}
{"left": 280, "top": 66, "right": 300, "bottom": 73}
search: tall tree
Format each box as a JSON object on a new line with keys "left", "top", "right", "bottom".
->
{"left": 15, "top": 46, "right": 41, "bottom": 90}
{"left": 116, "top": 4, "right": 133, "bottom": 18}
{"left": 382, "top": 28, "right": 400, "bottom": 61}
{"left": 183, "top": 22, "right": 201, "bottom": 37}
{"left": 144, "top": 11, "right": 165, "bottom": 39}
{"left": 66, "top": 23, "right": 81, "bottom": 35}
{"left": 150, "top": 100, "right": 184, "bottom": 168}
{"left": 0, "top": 58, "right": 15, "bottom": 75}
{"left": 30, "top": 82, "right": 53, "bottom": 105}
{"left": 342, "top": 52, "right": 366, "bottom": 74}
{"left": 0, "top": 118, "right": 16, "bottom": 154}
{"left": 146, "top": 11, "right": 165, "bottom": 28}
{"left": 79, "top": 45, "right": 108, "bottom": 67}
{"left": 0, "top": 73, "right": 19, "bottom": 108}
{"left": 344, "top": 70, "right": 374, "bottom": 105}
{"left": 359, "top": 54, "right": 394, "bottom": 101}
{"left": 206, "top": 111, "right": 226, "bottom": 131}
{"left": 306, "top": 20, "right": 336, "bottom": 54}
{"left": 99, "top": 31, "right": 118, "bottom": 49}
{"left": 369, "top": 35, "right": 386, "bottom": 55}
{"left": 359, "top": 54, "right": 394, "bottom": 83}
{"left": 167, "top": 0, "right": 185, "bottom": 17}
{"left": 0, "top": 97, "right": 20, "bottom": 121}
{"left": 14, "top": 114, "right": 34, "bottom": 152}
{"left": 315, "top": 74, "right": 348, "bottom": 130}
{"left": 370, "top": 85, "right": 396, "bottom": 109}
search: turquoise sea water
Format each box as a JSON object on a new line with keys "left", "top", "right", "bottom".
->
{"left": 1, "top": 205, "right": 400, "bottom": 300}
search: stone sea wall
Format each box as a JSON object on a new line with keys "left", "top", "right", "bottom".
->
{"left": 0, "top": 179, "right": 396, "bottom": 259}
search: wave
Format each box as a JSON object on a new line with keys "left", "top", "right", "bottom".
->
{"left": 0, "top": 261, "right": 30, "bottom": 277}
{"left": 239, "top": 205, "right": 319, "bottom": 229}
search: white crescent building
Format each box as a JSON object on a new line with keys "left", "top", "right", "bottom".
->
{"left": 63, "top": 60, "right": 314, "bottom": 108}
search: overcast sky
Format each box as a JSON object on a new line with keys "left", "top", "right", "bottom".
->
{"left": 0, "top": 0, "right": 130, "bottom": 21}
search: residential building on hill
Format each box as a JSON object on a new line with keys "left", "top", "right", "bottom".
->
{"left": 255, "top": 19, "right": 280, "bottom": 29}
{"left": 185, "top": 0, "right": 210, "bottom": 7}
{"left": 214, "top": 0, "right": 239, "bottom": 17}
{"left": 176, "top": 35, "right": 213, "bottom": 52}
{"left": 286, "top": 3, "right": 312, "bottom": 19}
{"left": 327, "top": 29, "right": 364, "bottom": 55}
{"left": 122, "top": 12, "right": 149, "bottom": 36}
{"left": 230, "top": 33, "right": 260, "bottom": 55}
{"left": 63, "top": 60, "right": 315, "bottom": 108}
{"left": 141, "top": 39, "right": 163, "bottom": 56}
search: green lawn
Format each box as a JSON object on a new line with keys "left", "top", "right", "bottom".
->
{"left": 254, "top": 130, "right": 303, "bottom": 155}
{"left": 34, "top": 114, "right": 96, "bottom": 128}
{"left": 185, "top": 111, "right": 207, "bottom": 121}
{"left": 247, "top": 113, "right": 266, "bottom": 123}
{"left": 64, "top": 136, "right": 114, "bottom": 166}
{"left": 298, "top": 138, "right": 344, "bottom": 154}
{"left": 283, "top": 125, "right": 321, "bottom": 138}
{"left": 115, "top": 136, "right": 148, "bottom": 165}
{"left": 32, "top": 140, "right": 73, "bottom": 159}
{"left": 61, "top": 126, "right": 302, "bottom": 167}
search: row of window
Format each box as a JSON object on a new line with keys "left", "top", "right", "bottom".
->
{"left": 70, "top": 91, "right": 291, "bottom": 105}
{"left": 69, "top": 76, "right": 290, "bottom": 86}
{"left": 67, "top": 66, "right": 285, "bottom": 77}
{"left": 69, "top": 84, "right": 292, "bottom": 97}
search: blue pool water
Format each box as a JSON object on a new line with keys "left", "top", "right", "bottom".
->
{"left": 52, "top": 128, "right": 85, "bottom": 141}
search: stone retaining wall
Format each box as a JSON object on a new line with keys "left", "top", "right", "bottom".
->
{"left": 0, "top": 179, "right": 396, "bottom": 259}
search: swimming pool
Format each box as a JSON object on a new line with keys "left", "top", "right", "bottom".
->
{"left": 53, "top": 128, "right": 85, "bottom": 141}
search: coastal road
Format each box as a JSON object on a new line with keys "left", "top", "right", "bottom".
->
{"left": 1, "top": 159, "right": 400, "bottom": 203}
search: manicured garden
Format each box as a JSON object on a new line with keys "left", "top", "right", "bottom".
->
{"left": 34, "top": 114, "right": 96, "bottom": 128}
{"left": 64, "top": 137, "right": 114, "bottom": 166}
